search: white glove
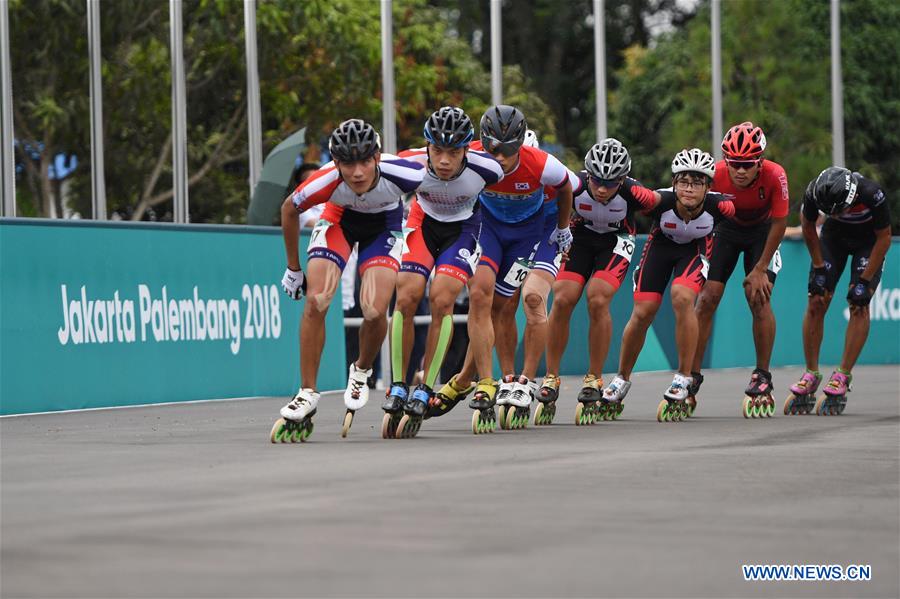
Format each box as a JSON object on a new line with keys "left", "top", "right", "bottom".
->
{"left": 281, "top": 267, "right": 307, "bottom": 300}
{"left": 551, "top": 226, "right": 573, "bottom": 253}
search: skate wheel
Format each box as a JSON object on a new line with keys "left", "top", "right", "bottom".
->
{"left": 685, "top": 396, "right": 696, "bottom": 418}
{"left": 766, "top": 398, "right": 776, "bottom": 417}
{"left": 505, "top": 406, "right": 516, "bottom": 430}
{"left": 783, "top": 394, "right": 796, "bottom": 415}
{"left": 381, "top": 412, "right": 396, "bottom": 439}
{"left": 742, "top": 396, "right": 753, "bottom": 419}
{"left": 656, "top": 399, "right": 668, "bottom": 423}
{"left": 300, "top": 422, "right": 313, "bottom": 442}
{"left": 341, "top": 411, "right": 353, "bottom": 438}
{"left": 396, "top": 414, "right": 411, "bottom": 438}
{"left": 471, "top": 410, "right": 481, "bottom": 434}
{"left": 269, "top": 418, "right": 286, "bottom": 443}
{"left": 497, "top": 405, "right": 508, "bottom": 430}
{"left": 814, "top": 394, "right": 828, "bottom": 416}
{"left": 533, "top": 402, "right": 545, "bottom": 426}
{"left": 574, "top": 402, "right": 585, "bottom": 425}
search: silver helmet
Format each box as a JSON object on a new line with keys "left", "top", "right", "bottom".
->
{"left": 584, "top": 138, "right": 631, "bottom": 179}
{"left": 671, "top": 148, "right": 716, "bottom": 179}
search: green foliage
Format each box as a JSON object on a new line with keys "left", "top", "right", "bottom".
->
{"left": 610, "top": 0, "right": 899, "bottom": 231}
{"left": 10, "top": 0, "right": 554, "bottom": 222}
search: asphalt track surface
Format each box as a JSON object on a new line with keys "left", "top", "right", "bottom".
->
{"left": 2, "top": 366, "right": 898, "bottom": 599}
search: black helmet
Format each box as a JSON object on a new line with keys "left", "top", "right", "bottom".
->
{"left": 423, "top": 106, "right": 474, "bottom": 148}
{"left": 479, "top": 105, "right": 527, "bottom": 156}
{"left": 812, "top": 166, "right": 858, "bottom": 215}
{"left": 328, "top": 119, "right": 380, "bottom": 162}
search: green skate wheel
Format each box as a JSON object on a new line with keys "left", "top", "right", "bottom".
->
{"left": 742, "top": 396, "right": 753, "bottom": 418}
{"left": 656, "top": 399, "right": 668, "bottom": 422}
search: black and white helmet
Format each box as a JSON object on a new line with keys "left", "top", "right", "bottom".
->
{"left": 423, "top": 106, "right": 474, "bottom": 148}
{"left": 584, "top": 138, "right": 631, "bottom": 179}
{"left": 671, "top": 148, "right": 716, "bottom": 179}
{"left": 328, "top": 119, "right": 381, "bottom": 162}
{"left": 811, "top": 166, "right": 858, "bottom": 215}
{"left": 523, "top": 129, "right": 539, "bottom": 148}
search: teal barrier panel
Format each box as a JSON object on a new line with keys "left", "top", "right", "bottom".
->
{"left": 509, "top": 237, "right": 899, "bottom": 377}
{"left": 0, "top": 219, "right": 345, "bottom": 415}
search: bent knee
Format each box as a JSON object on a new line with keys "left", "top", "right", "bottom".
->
{"left": 523, "top": 291, "right": 547, "bottom": 322}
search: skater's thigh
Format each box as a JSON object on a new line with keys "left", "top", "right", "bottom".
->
{"left": 305, "top": 257, "right": 342, "bottom": 297}
{"left": 358, "top": 266, "right": 397, "bottom": 316}
{"left": 394, "top": 271, "right": 427, "bottom": 313}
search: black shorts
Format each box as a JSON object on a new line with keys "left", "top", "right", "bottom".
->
{"left": 816, "top": 220, "right": 883, "bottom": 292}
{"left": 632, "top": 232, "right": 708, "bottom": 303}
{"left": 707, "top": 220, "right": 779, "bottom": 284}
{"left": 556, "top": 227, "right": 634, "bottom": 290}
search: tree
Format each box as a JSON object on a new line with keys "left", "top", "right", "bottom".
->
{"left": 9, "top": 0, "right": 556, "bottom": 223}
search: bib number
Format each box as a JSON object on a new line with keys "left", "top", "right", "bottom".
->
{"left": 389, "top": 227, "right": 414, "bottom": 262}
{"left": 700, "top": 255, "right": 710, "bottom": 279}
{"left": 307, "top": 219, "right": 331, "bottom": 251}
{"left": 768, "top": 247, "right": 783, "bottom": 275}
{"left": 464, "top": 242, "right": 482, "bottom": 273}
{"left": 503, "top": 259, "right": 531, "bottom": 288}
{"left": 613, "top": 234, "right": 636, "bottom": 262}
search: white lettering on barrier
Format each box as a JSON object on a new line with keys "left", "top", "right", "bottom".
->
{"left": 843, "top": 287, "right": 900, "bottom": 321}
{"left": 58, "top": 283, "right": 281, "bottom": 355}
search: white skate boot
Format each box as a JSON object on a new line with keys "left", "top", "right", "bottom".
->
{"left": 500, "top": 375, "right": 532, "bottom": 430}
{"left": 601, "top": 374, "right": 631, "bottom": 420}
{"left": 341, "top": 363, "right": 372, "bottom": 437}
{"left": 271, "top": 388, "right": 319, "bottom": 443}
{"left": 657, "top": 373, "right": 692, "bottom": 422}
{"left": 495, "top": 374, "right": 516, "bottom": 406}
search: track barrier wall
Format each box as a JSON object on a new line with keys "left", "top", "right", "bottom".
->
{"left": 0, "top": 219, "right": 344, "bottom": 415}
{"left": 1, "top": 220, "right": 896, "bottom": 415}
{"left": 525, "top": 237, "right": 900, "bottom": 377}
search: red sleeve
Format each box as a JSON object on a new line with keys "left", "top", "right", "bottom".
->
{"left": 718, "top": 199, "right": 736, "bottom": 219}
{"left": 292, "top": 166, "right": 341, "bottom": 212}
{"left": 767, "top": 162, "right": 790, "bottom": 218}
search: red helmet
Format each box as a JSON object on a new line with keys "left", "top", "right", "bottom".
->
{"left": 721, "top": 121, "right": 767, "bottom": 160}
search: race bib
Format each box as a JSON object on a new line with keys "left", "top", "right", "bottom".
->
{"left": 613, "top": 234, "right": 636, "bottom": 262}
{"left": 700, "top": 255, "right": 710, "bottom": 279}
{"left": 503, "top": 258, "right": 531, "bottom": 288}
{"left": 553, "top": 252, "right": 563, "bottom": 269}
{"left": 389, "top": 227, "right": 414, "bottom": 262}
{"left": 768, "top": 247, "right": 783, "bottom": 275}
{"left": 307, "top": 219, "right": 331, "bottom": 251}
{"left": 464, "top": 242, "right": 482, "bottom": 273}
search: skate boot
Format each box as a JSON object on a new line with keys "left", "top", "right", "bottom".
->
{"left": 685, "top": 371, "right": 703, "bottom": 417}
{"left": 381, "top": 382, "right": 409, "bottom": 439}
{"left": 469, "top": 378, "right": 498, "bottom": 434}
{"left": 533, "top": 374, "right": 560, "bottom": 425}
{"left": 271, "top": 388, "right": 319, "bottom": 443}
{"left": 815, "top": 370, "right": 851, "bottom": 416}
{"left": 341, "top": 363, "right": 372, "bottom": 438}
{"left": 500, "top": 375, "right": 533, "bottom": 430}
{"left": 575, "top": 373, "right": 603, "bottom": 425}
{"left": 396, "top": 384, "right": 431, "bottom": 438}
{"left": 784, "top": 370, "right": 822, "bottom": 415}
{"left": 426, "top": 375, "right": 475, "bottom": 419}
{"left": 495, "top": 374, "right": 516, "bottom": 407}
{"left": 742, "top": 368, "right": 775, "bottom": 419}
{"left": 657, "top": 373, "right": 692, "bottom": 422}
{"left": 600, "top": 374, "right": 631, "bottom": 421}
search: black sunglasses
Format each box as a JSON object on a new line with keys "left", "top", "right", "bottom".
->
{"left": 482, "top": 135, "right": 521, "bottom": 157}
{"left": 589, "top": 175, "right": 622, "bottom": 188}
{"left": 725, "top": 159, "right": 760, "bottom": 170}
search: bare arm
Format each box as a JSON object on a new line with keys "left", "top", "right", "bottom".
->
{"left": 281, "top": 196, "right": 302, "bottom": 271}
{"left": 752, "top": 216, "right": 787, "bottom": 274}
{"left": 862, "top": 225, "right": 891, "bottom": 282}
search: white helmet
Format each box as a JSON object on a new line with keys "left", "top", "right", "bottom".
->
{"left": 584, "top": 138, "right": 631, "bottom": 179}
{"left": 523, "top": 129, "right": 539, "bottom": 148}
{"left": 671, "top": 148, "right": 715, "bottom": 179}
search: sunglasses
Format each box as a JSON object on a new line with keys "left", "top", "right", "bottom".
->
{"left": 725, "top": 159, "right": 760, "bottom": 170}
{"left": 589, "top": 175, "right": 622, "bottom": 189}
{"left": 481, "top": 135, "right": 521, "bottom": 157}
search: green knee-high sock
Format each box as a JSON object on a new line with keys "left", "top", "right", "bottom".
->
{"left": 391, "top": 311, "right": 404, "bottom": 383}
{"left": 424, "top": 315, "right": 453, "bottom": 388}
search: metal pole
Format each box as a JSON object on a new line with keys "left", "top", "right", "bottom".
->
{"left": 169, "top": 0, "right": 188, "bottom": 223}
{"left": 244, "top": 0, "right": 262, "bottom": 194}
{"left": 490, "top": 0, "right": 502, "bottom": 105}
{"left": 378, "top": 0, "right": 396, "bottom": 386}
{"left": 593, "top": 0, "right": 607, "bottom": 141}
{"left": 711, "top": 0, "right": 723, "bottom": 159}
{"left": 1, "top": 0, "right": 15, "bottom": 216}
{"left": 380, "top": 0, "right": 396, "bottom": 154}
{"left": 831, "top": 0, "right": 844, "bottom": 167}
{"left": 87, "top": 0, "right": 106, "bottom": 220}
